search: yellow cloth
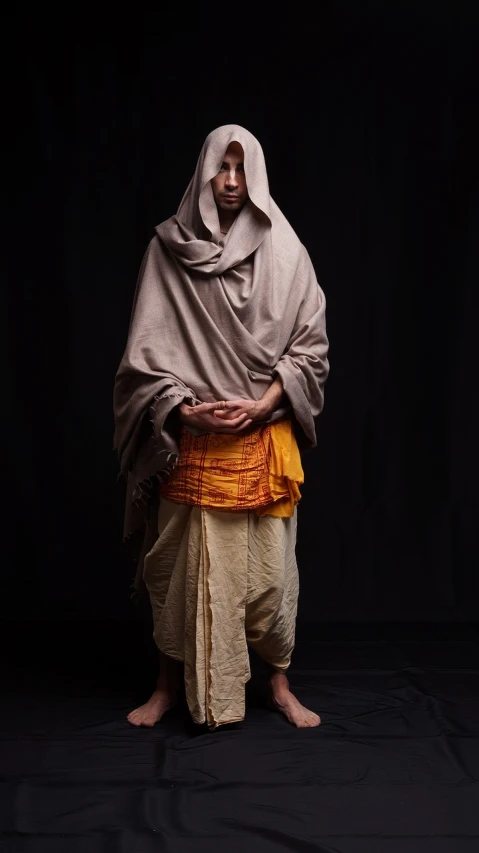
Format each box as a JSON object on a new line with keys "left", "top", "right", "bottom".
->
{"left": 159, "top": 419, "right": 303, "bottom": 517}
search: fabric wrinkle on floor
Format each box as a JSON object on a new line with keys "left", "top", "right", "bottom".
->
{"left": 1, "top": 621, "right": 479, "bottom": 852}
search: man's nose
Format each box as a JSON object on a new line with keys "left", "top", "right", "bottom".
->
{"left": 225, "top": 169, "right": 238, "bottom": 187}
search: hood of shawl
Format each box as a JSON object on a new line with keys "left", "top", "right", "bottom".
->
{"left": 156, "top": 125, "right": 272, "bottom": 274}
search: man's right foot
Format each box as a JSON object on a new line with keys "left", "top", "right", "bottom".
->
{"left": 127, "top": 688, "right": 176, "bottom": 727}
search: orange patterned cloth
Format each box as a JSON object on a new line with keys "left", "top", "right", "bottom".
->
{"left": 159, "top": 419, "right": 303, "bottom": 518}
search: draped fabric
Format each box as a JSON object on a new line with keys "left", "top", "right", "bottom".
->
{"left": 143, "top": 499, "right": 299, "bottom": 728}
{"left": 159, "top": 420, "right": 303, "bottom": 517}
{"left": 113, "top": 125, "right": 329, "bottom": 544}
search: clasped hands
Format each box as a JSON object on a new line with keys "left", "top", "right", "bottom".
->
{"left": 179, "top": 398, "right": 269, "bottom": 434}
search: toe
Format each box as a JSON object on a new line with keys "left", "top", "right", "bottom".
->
{"left": 127, "top": 710, "right": 143, "bottom": 725}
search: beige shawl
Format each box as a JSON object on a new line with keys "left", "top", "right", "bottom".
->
{"left": 113, "top": 125, "right": 329, "bottom": 544}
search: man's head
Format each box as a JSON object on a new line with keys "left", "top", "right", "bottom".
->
{"left": 211, "top": 141, "right": 248, "bottom": 218}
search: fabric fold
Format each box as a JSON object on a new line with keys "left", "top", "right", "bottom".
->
{"left": 159, "top": 419, "right": 304, "bottom": 517}
{"left": 114, "top": 124, "right": 329, "bottom": 546}
{"left": 142, "top": 499, "right": 298, "bottom": 728}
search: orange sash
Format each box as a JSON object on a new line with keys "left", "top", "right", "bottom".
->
{"left": 160, "top": 420, "right": 303, "bottom": 517}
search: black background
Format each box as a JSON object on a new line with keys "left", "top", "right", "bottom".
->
{"left": 5, "top": 0, "right": 479, "bottom": 628}
{"left": 3, "top": 4, "right": 479, "bottom": 851}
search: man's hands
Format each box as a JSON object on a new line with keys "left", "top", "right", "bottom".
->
{"left": 179, "top": 378, "right": 284, "bottom": 435}
{"left": 213, "top": 398, "right": 268, "bottom": 426}
{"left": 179, "top": 401, "right": 254, "bottom": 434}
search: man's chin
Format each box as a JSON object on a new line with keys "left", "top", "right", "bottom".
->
{"left": 218, "top": 200, "right": 245, "bottom": 211}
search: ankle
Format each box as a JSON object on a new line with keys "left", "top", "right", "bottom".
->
{"left": 269, "top": 671, "right": 289, "bottom": 692}
{"left": 155, "top": 678, "right": 178, "bottom": 695}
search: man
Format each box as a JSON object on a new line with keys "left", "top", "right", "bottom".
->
{"left": 114, "top": 125, "right": 329, "bottom": 730}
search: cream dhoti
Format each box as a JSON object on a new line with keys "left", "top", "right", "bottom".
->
{"left": 143, "top": 498, "right": 299, "bottom": 728}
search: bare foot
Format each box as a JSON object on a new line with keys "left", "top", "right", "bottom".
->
{"left": 127, "top": 688, "right": 176, "bottom": 727}
{"left": 269, "top": 671, "right": 321, "bottom": 728}
{"left": 128, "top": 651, "right": 180, "bottom": 727}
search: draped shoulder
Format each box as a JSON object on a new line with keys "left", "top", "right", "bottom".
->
{"left": 113, "top": 125, "right": 329, "bottom": 542}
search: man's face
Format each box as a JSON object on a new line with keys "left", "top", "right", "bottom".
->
{"left": 211, "top": 141, "right": 248, "bottom": 214}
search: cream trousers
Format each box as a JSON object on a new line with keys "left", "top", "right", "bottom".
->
{"left": 143, "top": 498, "right": 299, "bottom": 728}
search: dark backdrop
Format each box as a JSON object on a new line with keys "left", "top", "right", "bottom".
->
{"left": 5, "top": 2, "right": 479, "bottom": 627}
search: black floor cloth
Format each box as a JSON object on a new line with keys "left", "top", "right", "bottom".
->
{"left": 2, "top": 621, "right": 479, "bottom": 852}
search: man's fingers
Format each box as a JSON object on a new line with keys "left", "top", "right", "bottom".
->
{"left": 214, "top": 402, "right": 251, "bottom": 416}
{"left": 218, "top": 414, "right": 247, "bottom": 428}
{"left": 212, "top": 410, "right": 248, "bottom": 424}
{"left": 224, "top": 400, "right": 253, "bottom": 412}
{"left": 214, "top": 408, "right": 242, "bottom": 419}
{"left": 217, "top": 418, "right": 252, "bottom": 434}
{"left": 192, "top": 409, "right": 252, "bottom": 433}
{"left": 211, "top": 400, "right": 254, "bottom": 421}
{"left": 205, "top": 401, "right": 226, "bottom": 411}
{"left": 192, "top": 401, "right": 227, "bottom": 416}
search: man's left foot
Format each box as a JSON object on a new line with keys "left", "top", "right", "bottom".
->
{"left": 269, "top": 671, "right": 321, "bottom": 728}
